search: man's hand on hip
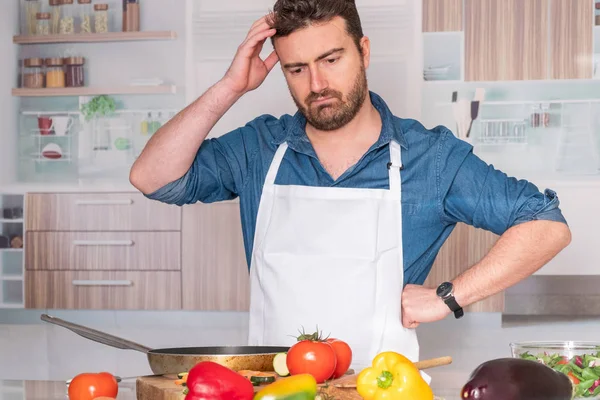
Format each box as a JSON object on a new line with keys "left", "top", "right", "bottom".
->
{"left": 401, "top": 284, "right": 451, "bottom": 329}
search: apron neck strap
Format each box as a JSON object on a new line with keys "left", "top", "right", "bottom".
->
{"left": 388, "top": 141, "right": 402, "bottom": 194}
{"left": 265, "top": 142, "right": 289, "bottom": 186}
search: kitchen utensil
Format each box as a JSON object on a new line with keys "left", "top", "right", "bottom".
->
{"left": 41, "top": 314, "right": 288, "bottom": 375}
{"left": 466, "top": 101, "right": 480, "bottom": 138}
{"left": 50, "top": 116, "right": 73, "bottom": 136}
{"left": 330, "top": 356, "right": 453, "bottom": 388}
{"left": 452, "top": 91, "right": 461, "bottom": 136}
{"left": 41, "top": 143, "right": 62, "bottom": 159}
{"left": 457, "top": 98, "right": 471, "bottom": 139}
{"left": 38, "top": 116, "right": 53, "bottom": 135}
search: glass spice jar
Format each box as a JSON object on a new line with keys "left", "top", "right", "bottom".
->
{"left": 49, "top": 0, "right": 62, "bottom": 35}
{"left": 35, "top": 12, "right": 51, "bottom": 35}
{"left": 65, "top": 57, "right": 85, "bottom": 87}
{"left": 22, "top": 58, "right": 45, "bottom": 88}
{"left": 23, "top": 0, "right": 41, "bottom": 35}
{"left": 94, "top": 4, "right": 109, "bottom": 33}
{"left": 77, "top": 0, "right": 92, "bottom": 33}
{"left": 45, "top": 58, "right": 65, "bottom": 88}
{"left": 59, "top": 0, "right": 75, "bottom": 34}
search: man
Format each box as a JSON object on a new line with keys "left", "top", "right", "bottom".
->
{"left": 130, "top": 0, "right": 571, "bottom": 370}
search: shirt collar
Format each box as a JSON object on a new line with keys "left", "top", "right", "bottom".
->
{"left": 272, "top": 91, "right": 409, "bottom": 153}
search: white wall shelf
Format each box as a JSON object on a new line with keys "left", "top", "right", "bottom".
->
{"left": 0, "top": 193, "right": 24, "bottom": 309}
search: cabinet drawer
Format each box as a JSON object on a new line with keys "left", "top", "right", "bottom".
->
{"left": 25, "top": 271, "right": 181, "bottom": 310}
{"left": 25, "top": 193, "right": 181, "bottom": 231}
{"left": 25, "top": 231, "right": 180, "bottom": 271}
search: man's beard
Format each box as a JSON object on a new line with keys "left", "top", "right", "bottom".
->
{"left": 291, "top": 65, "right": 368, "bottom": 131}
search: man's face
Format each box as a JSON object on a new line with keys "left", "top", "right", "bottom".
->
{"left": 274, "top": 17, "right": 370, "bottom": 131}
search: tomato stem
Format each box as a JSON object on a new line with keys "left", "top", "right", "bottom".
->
{"left": 377, "top": 370, "right": 394, "bottom": 389}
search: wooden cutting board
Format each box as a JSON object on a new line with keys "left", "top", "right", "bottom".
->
{"left": 136, "top": 374, "right": 364, "bottom": 400}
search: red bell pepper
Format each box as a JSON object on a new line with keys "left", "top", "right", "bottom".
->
{"left": 184, "top": 361, "right": 254, "bottom": 400}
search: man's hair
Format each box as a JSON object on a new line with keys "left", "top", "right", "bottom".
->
{"left": 268, "top": 0, "right": 364, "bottom": 54}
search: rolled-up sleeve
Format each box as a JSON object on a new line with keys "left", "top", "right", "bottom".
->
{"left": 144, "top": 124, "right": 259, "bottom": 206}
{"left": 436, "top": 127, "right": 568, "bottom": 235}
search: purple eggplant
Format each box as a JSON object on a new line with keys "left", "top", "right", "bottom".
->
{"left": 461, "top": 358, "right": 573, "bottom": 400}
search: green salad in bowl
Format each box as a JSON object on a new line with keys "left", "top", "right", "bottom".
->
{"left": 511, "top": 341, "right": 600, "bottom": 399}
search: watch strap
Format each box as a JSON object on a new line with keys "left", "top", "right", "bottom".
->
{"left": 444, "top": 296, "right": 464, "bottom": 319}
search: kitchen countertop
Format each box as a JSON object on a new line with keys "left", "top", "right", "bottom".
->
{"left": 0, "top": 380, "right": 463, "bottom": 400}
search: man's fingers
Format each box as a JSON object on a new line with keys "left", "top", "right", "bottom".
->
{"left": 239, "top": 29, "right": 276, "bottom": 57}
{"left": 264, "top": 50, "right": 280, "bottom": 72}
{"left": 246, "top": 17, "right": 274, "bottom": 41}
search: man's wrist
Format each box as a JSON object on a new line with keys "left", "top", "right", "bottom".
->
{"left": 436, "top": 281, "right": 464, "bottom": 319}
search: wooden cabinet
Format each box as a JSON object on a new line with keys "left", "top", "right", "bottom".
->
{"left": 25, "top": 192, "right": 181, "bottom": 231}
{"left": 181, "top": 201, "right": 250, "bottom": 311}
{"left": 422, "top": 0, "right": 463, "bottom": 32}
{"left": 24, "top": 192, "right": 182, "bottom": 310}
{"left": 464, "top": 0, "right": 593, "bottom": 81}
{"left": 25, "top": 271, "right": 181, "bottom": 310}
{"left": 549, "top": 0, "right": 593, "bottom": 80}
{"left": 423, "top": 223, "right": 503, "bottom": 312}
{"left": 465, "top": 0, "right": 549, "bottom": 81}
{"left": 25, "top": 231, "right": 180, "bottom": 271}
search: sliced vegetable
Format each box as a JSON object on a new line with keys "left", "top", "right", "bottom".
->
{"left": 177, "top": 372, "right": 188, "bottom": 379}
{"left": 518, "top": 351, "right": 600, "bottom": 398}
{"left": 273, "top": 353, "right": 290, "bottom": 377}
{"left": 250, "top": 375, "right": 276, "bottom": 385}
{"left": 357, "top": 351, "right": 434, "bottom": 400}
{"left": 184, "top": 361, "right": 254, "bottom": 400}
{"left": 253, "top": 374, "right": 317, "bottom": 400}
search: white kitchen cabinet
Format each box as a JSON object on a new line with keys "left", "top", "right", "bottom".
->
{"left": 533, "top": 181, "right": 600, "bottom": 275}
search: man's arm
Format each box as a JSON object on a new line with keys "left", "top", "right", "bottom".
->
{"left": 130, "top": 16, "right": 278, "bottom": 194}
{"left": 401, "top": 128, "right": 571, "bottom": 328}
{"left": 451, "top": 219, "right": 571, "bottom": 309}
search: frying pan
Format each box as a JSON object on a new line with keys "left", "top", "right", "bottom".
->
{"left": 41, "top": 314, "right": 289, "bottom": 375}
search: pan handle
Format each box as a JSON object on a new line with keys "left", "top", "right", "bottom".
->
{"left": 41, "top": 314, "right": 152, "bottom": 354}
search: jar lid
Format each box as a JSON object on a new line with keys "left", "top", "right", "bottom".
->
{"left": 36, "top": 12, "right": 51, "bottom": 19}
{"left": 78, "top": 0, "right": 91, "bottom": 3}
{"left": 62, "top": 0, "right": 74, "bottom": 4}
{"left": 64, "top": 57, "right": 85, "bottom": 65}
{"left": 45, "top": 57, "right": 64, "bottom": 66}
{"left": 94, "top": 3, "right": 109, "bottom": 10}
{"left": 49, "top": 0, "right": 62, "bottom": 6}
{"left": 24, "top": 58, "right": 44, "bottom": 67}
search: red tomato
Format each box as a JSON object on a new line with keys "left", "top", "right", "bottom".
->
{"left": 68, "top": 372, "right": 118, "bottom": 400}
{"left": 286, "top": 340, "right": 337, "bottom": 383}
{"left": 326, "top": 338, "right": 353, "bottom": 379}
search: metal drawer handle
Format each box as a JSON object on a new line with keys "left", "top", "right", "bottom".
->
{"left": 73, "top": 240, "right": 134, "bottom": 246}
{"left": 72, "top": 280, "right": 133, "bottom": 287}
{"left": 75, "top": 199, "right": 134, "bottom": 206}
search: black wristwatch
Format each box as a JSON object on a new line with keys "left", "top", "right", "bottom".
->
{"left": 436, "top": 282, "right": 464, "bottom": 319}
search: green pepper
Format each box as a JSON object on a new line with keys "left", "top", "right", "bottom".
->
{"left": 253, "top": 374, "right": 317, "bottom": 400}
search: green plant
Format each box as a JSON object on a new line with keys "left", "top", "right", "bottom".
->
{"left": 80, "top": 95, "right": 116, "bottom": 121}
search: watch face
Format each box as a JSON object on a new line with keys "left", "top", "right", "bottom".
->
{"left": 436, "top": 282, "right": 453, "bottom": 298}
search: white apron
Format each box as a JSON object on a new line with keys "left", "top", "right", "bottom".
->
{"left": 247, "top": 140, "right": 420, "bottom": 372}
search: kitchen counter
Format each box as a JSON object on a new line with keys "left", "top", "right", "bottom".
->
{"left": 0, "top": 181, "right": 139, "bottom": 194}
{"left": 0, "top": 380, "right": 137, "bottom": 400}
{"left": 0, "top": 380, "right": 463, "bottom": 400}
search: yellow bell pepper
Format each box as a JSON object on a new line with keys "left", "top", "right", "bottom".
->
{"left": 356, "top": 352, "right": 434, "bottom": 400}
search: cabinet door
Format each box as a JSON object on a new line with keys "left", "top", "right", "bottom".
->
{"left": 423, "top": 223, "right": 503, "bottom": 312}
{"left": 465, "top": 0, "right": 549, "bottom": 81}
{"left": 549, "top": 0, "right": 593, "bottom": 80}
{"left": 422, "top": 0, "right": 463, "bottom": 32}
{"left": 181, "top": 201, "right": 250, "bottom": 311}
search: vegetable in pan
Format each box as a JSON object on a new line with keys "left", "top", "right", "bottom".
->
{"left": 518, "top": 351, "right": 600, "bottom": 398}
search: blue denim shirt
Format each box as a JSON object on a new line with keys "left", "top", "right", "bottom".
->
{"left": 145, "top": 91, "right": 567, "bottom": 285}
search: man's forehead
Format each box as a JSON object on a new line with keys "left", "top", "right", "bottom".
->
{"left": 274, "top": 17, "right": 349, "bottom": 60}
